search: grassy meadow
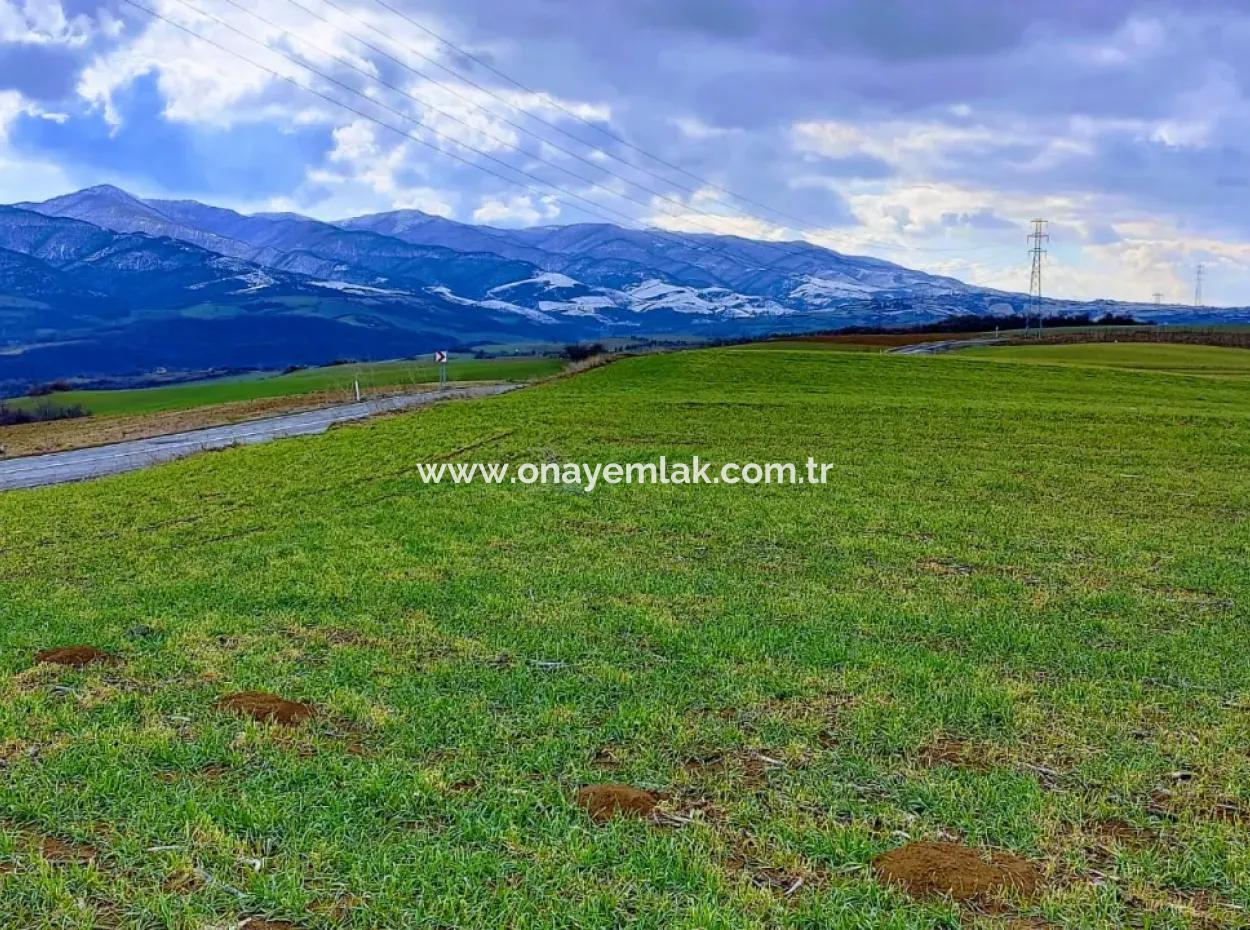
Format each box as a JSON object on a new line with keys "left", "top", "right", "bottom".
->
{"left": 957, "top": 342, "right": 1250, "bottom": 377}
{"left": 11, "top": 356, "right": 563, "bottom": 417}
{"left": 0, "top": 344, "right": 1248, "bottom": 928}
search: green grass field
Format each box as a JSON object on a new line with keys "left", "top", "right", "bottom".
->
{"left": 1, "top": 345, "right": 1248, "bottom": 928}
{"left": 958, "top": 342, "right": 1250, "bottom": 377}
{"left": 13, "top": 356, "right": 564, "bottom": 417}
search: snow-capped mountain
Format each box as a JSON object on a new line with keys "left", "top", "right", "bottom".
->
{"left": 2, "top": 186, "right": 1247, "bottom": 393}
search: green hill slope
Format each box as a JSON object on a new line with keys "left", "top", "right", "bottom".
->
{"left": 1, "top": 347, "right": 1248, "bottom": 928}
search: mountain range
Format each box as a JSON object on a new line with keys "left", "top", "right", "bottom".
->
{"left": 2, "top": 184, "right": 1245, "bottom": 394}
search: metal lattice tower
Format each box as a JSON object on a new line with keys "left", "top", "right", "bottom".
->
{"left": 1153, "top": 292, "right": 1164, "bottom": 306}
{"left": 1194, "top": 264, "right": 1204, "bottom": 308}
{"left": 1027, "top": 219, "right": 1049, "bottom": 337}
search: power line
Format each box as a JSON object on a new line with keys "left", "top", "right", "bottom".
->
{"left": 234, "top": 0, "right": 1007, "bottom": 262}
{"left": 120, "top": 0, "right": 878, "bottom": 297}
{"left": 355, "top": 0, "right": 815, "bottom": 231}
{"left": 152, "top": 0, "right": 794, "bottom": 262}
{"left": 1026, "top": 218, "right": 1048, "bottom": 339}
{"left": 135, "top": 0, "right": 997, "bottom": 294}
{"left": 128, "top": 0, "right": 637, "bottom": 228}
{"left": 122, "top": 0, "right": 1027, "bottom": 312}
{"left": 323, "top": 0, "right": 1015, "bottom": 256}
{"left": 209, "top": 0, "right": 805, "bottom": 246}
{"left": 294, "top": 0, "right": 720, "bottom": 205}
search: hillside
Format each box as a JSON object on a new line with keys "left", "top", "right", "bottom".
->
{"left": 1, "top": 346, "right": 1247, "bottom": 927}
{"left": 3, "top": 185, "right": 1248, "bottom": 393}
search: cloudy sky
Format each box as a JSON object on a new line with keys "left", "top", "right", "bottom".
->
{"left": 2, "top": 0, "right": 1248, "bottom": 304}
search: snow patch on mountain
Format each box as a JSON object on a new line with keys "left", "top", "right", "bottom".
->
{"left": 427, "top": 285, "right": 558, "bottom": 324}
{"left": 488, "top": 271, "right": 579, "bottom": 294}
{"left": 233, "top": 270, "right": 278, "bottom": 293}
{"left": 790, "top": 275, "right": 881, "bottom": 300}
{"left": 538, "top": 295, "right": 619, "bottom": 318}
{"left": 626, "top": 279, "right": 794, "bottom": 317}
{"left": 312, "top": 280, "right": 410, "bottom": 296}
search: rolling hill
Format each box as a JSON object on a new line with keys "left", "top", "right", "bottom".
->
{"left": 2, "top": 185, "right": 1247, "bottom": 394}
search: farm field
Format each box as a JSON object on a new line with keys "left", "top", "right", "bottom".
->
{"left": 959, "top": 342, "right": 1250, "bottom": 376}
{"left": 9, "top": 356, "right": 564, "bottom": 417}
{"left": 1, "top": 345, "right": 1248, "bottom": 928}
{"left": 0, "top": 356, "right": 565, "bottom": 459}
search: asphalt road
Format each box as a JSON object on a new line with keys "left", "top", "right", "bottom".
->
{"left": 0, "top": 384, "right": 518, "bottom": 492}
{"left": 888, "top": 338, "right": 1005, "bottom": 355}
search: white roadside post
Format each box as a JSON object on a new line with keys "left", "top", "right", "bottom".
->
{"left": 435, "top": 350, "right": 448, "bottom": 390}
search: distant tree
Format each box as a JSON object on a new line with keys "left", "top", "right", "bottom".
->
{"left": 0, "top": 401, "right": 89, "bottom": 427}
{"left": 829, "top": 312, "right": 1151, "bottom": 337}
{"left": 27, "top": 379, "right": 73, "bottom": 397}
{"left": 562, "top": 342, "right": 606, "bottom": 361}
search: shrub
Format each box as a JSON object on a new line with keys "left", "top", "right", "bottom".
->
{"left": 26, "top": 379, "right": 73, "bottom": 397}
{"left": 562, "top": 342, "right": 606, "bottom": 362}
{"left": 0, "top": 401, "right": 89, "bottom": 427}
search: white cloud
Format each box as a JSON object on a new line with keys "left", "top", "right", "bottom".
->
{"left": 646, "top": 195, "right": 787, "bottom": 241}
{"left": 473, "top": 193, "right": 559, "bottom": 225}
{"left": 0, "top": 91, "right": 71, "bottom": 202}
{"left": 669, "top": 116, "right": 736, "bottom": 141}
{"left": 0, "top": 89, "right": 67, "bottom": 143}
{"left": 792, "top": 119, "right": 1001, "bottom": 166}
{"left": 77, "top": 4, "right": 291, "bottom": 128}
{"left": 302, "top": 119, "right": 455, "bottom": 217}
{"left": 0, "top": 0, "right": 98, "bottom": 46}
{"left": 74, "top": 0, "right": 417, "bottom": 128}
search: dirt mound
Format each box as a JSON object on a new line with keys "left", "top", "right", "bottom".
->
{"left": 35, "top": 646, "right": 114, "bottom": 668}
{"left": 216, "top": 692, "right": 315, "bottom": 726}
{"left": 575, "top": 784, "right": 658, "bottom": 824}
{"left": 873, "top": 840, "right": 1039, "bottom": 901}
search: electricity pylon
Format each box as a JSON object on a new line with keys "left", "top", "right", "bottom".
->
{"left": 1027, "top": 219, "right": 1048, "bottom": 338}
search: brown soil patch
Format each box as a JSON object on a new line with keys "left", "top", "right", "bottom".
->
{"left": 321, "top": 628, "right": 369, "bottom": 646}
{"left": 681, "top": 748, "right": 790, "bottom": 786}
{"left": 239, "top": 919, "right": 301, "bottom": 930}
{"left": 873, "top": 840, "right": 1040, "bottom": 902}
{"left": 1092, "top": 819, "right": 1154, "bottom": 850}
{"left": 1149, "top": 787, "right": 1249, "bottom": 825}
{"left": 34, "top": 835, "right": 98, "bottom": 865}
{"left": 919, "top": 738, "right": 992, "bottom": 772}
{"left": 35, "top": 646, "right": 114, "bottom": 668}
{"left": 575, "top": 784, "right": 658, "bottom": 824}
{"left": 1209, "top": 800, "right": 1250, "bottom": 824}
{"left": 216, "top": 692, "right": 315, "bottom": 726}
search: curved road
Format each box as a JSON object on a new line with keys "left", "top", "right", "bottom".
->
{"left": 888, "top": 337, "right": 1005, "bottom": 355}
{"left": 0, "top": 384, "right": 518, "bottom": 492}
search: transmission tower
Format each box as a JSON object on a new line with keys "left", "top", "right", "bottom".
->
{"left": 1153, "top": 292, "right": 1163, "bottom": 305}
{"left": 1027, "top": 219, "right": 1049, "bottom": 338}
{"left": 1194, "top": 264, "right": 1204, "bottom": 308}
